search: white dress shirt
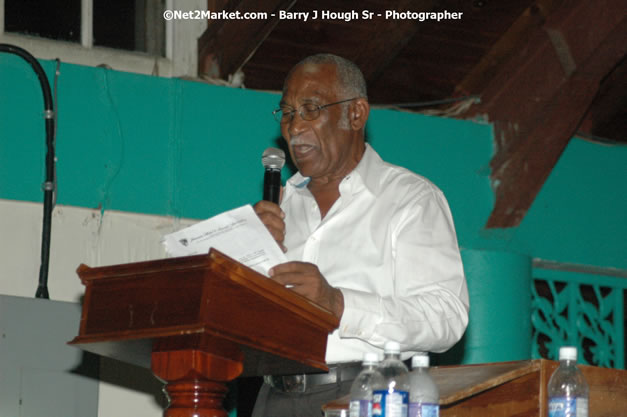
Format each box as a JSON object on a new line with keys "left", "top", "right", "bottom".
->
{"left": 281, "top": 144, "right": 469, "bottom": 363}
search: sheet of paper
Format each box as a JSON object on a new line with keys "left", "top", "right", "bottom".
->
{"left": 162, "top": 204, "right": 287, "bottom": 276}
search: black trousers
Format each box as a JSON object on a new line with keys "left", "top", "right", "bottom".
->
{"left": 251, "top": 379, "right": 353, "bottom": 417}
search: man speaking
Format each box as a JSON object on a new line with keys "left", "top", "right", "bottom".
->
{"left": 253, "top": 53, "right": 469, "bottom": 416}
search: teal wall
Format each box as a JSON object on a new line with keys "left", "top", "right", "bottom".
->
{"left": 512, "top": 138, "right": 627, "bottom": 270}
{"left": 446, "top": 249, "right": 532, "bottom": 365}
{"left": 1, "top": 56, "right": 626, "bottom": 271}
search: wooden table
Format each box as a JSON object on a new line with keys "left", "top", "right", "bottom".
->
{"left": 323, "top": 359, "right": 627, "bottom": 416}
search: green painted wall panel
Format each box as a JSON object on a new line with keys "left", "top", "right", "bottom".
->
{"left": 1, "top": 58, "right": 626, "bottom": 273}
{"left": 0, "top": 54, "right": 48, "bottom": 203}
{"left": 174, "top": 82, "right": 283, "bottom": 219}
{"left": 57, "top": 65, "right": 175, "bottom": 214}
{"left": 437, "top": 249, "right": 532, "bottom": 365}
{"left": 512, "top": 138, "right": 627, "bottom": 270}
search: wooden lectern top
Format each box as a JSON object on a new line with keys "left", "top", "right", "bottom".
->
{"left": 69, "top": 249, "right": 339, "bottom": 377}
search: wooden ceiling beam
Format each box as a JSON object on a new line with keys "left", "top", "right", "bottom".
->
{"left": 352, "top": 0, "right": 434, "bottom": 86}
{"left": 455, "top": 0, "right": 558, "bottom": 99}
{"left": 465, "top": 0, "right": 626, "bottom": 228}
{"left": 578, "top": 57, "right": 627, "bottom": 143}
{"left": 198, "top": 0, "right": 297, "bottom": 79}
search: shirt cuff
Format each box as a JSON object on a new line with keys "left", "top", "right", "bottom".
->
{"left": 338, "top": 288, "right": 381, "bottom": 339}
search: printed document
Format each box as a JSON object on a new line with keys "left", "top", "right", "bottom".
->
{"left": 162, "top": 205, "right": 287, "bottom": 276}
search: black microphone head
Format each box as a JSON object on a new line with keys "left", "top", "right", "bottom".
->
{"left": 262, "top": 147, "right": 285, "bottom": 170}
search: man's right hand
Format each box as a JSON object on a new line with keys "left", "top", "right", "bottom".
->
{"left": 253, "top": 200, "right": 287, "bottom": 252}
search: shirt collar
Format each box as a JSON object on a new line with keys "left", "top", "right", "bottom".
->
{"left": 284, "top": 143, "right": 385, "bottom": 197}
{"left": 352, "top": 143, "right": 384, "bottom": 195}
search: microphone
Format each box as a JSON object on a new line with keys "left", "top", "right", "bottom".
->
{"left": 262, "top": 147, "right": 285, "bottom": 204}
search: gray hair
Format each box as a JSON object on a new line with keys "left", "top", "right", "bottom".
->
{"left": 284, "top": 53, "right": 368, "bottom": 99}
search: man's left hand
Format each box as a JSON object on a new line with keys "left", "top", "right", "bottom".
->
{"left": 269, "top": 261, "right": 344, "bottom": 319}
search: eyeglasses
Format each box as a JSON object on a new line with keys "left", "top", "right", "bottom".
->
{"left": 272, "top": 97, "right": 360, "bottom": 124}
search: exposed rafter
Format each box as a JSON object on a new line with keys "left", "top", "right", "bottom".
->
{"left": 463, "top": 0, "right": 626, "bottom": 228}
{"left": 198, "top": 0, "right": 297, "bottom": 79}
{"left": 352, "top": 0, "right": 432, "bottom": 86}
{"left": 578, "top": 57, "right": 627, "bottom": 143}
{"left": 455, "top": 0, "right": 558, "bottom": 99}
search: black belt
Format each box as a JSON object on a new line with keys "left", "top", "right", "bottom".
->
{"left": 265, "top": 362, "right": 362, "bottom": 393}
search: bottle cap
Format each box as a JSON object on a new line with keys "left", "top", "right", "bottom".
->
{"left": 363, "top": 352, "right": 379, "bottom": 365}
{"left": 558, "top": 346, "right": 577, "bottom": 361}
{"left": 384, "top": 341, "right": 401, "bottom": 354}
{"left": 411, "top": 353, "right": 429, "bottom": 368}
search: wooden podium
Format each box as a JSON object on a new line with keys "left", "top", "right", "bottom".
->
{"left": 69, "top": 249, "right": 339, "bottom": 417}
{"left": 323, "top": 359, "right": 627, "bottom": 416}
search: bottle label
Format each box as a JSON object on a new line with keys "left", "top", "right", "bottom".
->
{"left": 350, "top": 399, "right": 372, "bottom": 417}
{"left": 372, "top": 390, "right": 409, "bottom": 417}
{"left": 548, "top": 397, "right": 588, "bottom": 417}
{"left": 408, "top": 402, "right": 439, "bottom": 417}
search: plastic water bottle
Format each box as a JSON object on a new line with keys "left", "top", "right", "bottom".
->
{"left": 408, "top": 353, "right": 439, "bottom": 417}
{"left": 372, "top": 341, "right": 409, "bottom": 417}
{"left": 548, "top": 346, "right": 589, "bottom": 417}
{"left": 349, "top": 352, "right": 383, "bottom": 417}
